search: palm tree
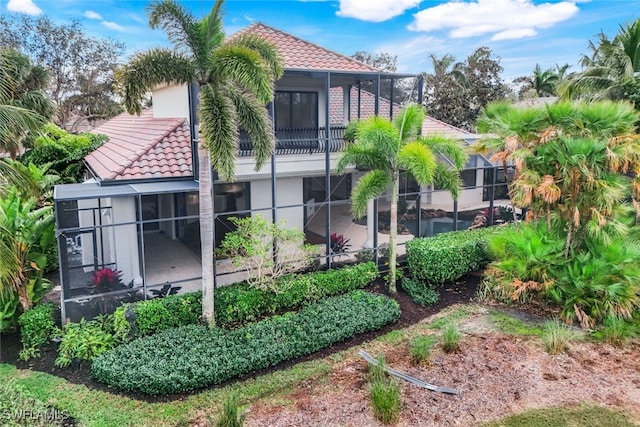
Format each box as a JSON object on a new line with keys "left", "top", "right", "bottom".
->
{"left": 561, "top": 19, "right": 640, "bottom": 101}
{"left": 337, "top": 104, "right": 468, "bottom": 293}
{"left": 514, "top": 64, "right": 559, "bottom": 98}
{"left": 0, "top": 49, "right": 55, "bottom": 159}
{"left": 118, "top": 0, "right": 282, "bottom": 326}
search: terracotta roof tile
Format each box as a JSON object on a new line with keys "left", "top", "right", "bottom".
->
{"left": 235, "top": 23, "right": 379, "bottom": 73}
{"left": 329, "top": 87, "right": 473, "bottom": 138}
{"left": 86, "top": 109, "right": 192, "bottom": 181}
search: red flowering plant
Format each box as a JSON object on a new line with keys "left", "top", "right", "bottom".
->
{"left": 330, "top": 232, "right": 351, "bottom": 261}
{"left": 89, "top": 267, "right": 123, "bottom": 294}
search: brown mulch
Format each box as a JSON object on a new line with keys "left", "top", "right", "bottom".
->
{"left": 0, "top": 274, "right": 481, "bottom": 403}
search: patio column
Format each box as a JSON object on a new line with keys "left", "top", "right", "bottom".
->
{"left": 364, "top": 199, "right": 375, "bottom": 248}
{"left": 342, "top": 85, "right": 350, "bottom": 125}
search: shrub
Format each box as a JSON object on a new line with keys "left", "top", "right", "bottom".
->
{"left": 401, "top": 277, "right": 439, "bottom": 307}
{"left": 92, "top": 291, "right": 400, "bottom": 395}
{"left": 441, "top": 322, "right": 461, "bottom": 353}
{"left": 113, "top": 262, "right": 379, "bottom": 337}
{"left": 406, "top": 227, "right": 502, "bottom": 284}
{"left": 410, "top": 335, "right": 436, "bottom": 365}
{"left": 542, "top": 320, "right": 574, "bottom": 355}
{"left": 55, "top": 319, "right": 115, "bottom": 368}
{"left": 18, "top": 303, "right": 57, "bottom": 360}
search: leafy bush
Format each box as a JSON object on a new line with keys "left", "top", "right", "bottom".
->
{"left": 406, "top": 227, "right": 502, "bottom": 284}
{"left": 20, "top": 124, "right": 105, "bottom": 183}
{"left": 113, "top": 262, "right": 379, "bottom": 337}
{"left": 55, "top": 319, "right": 115, "bottom": 368}
{"left": 401, "top": 277, "right": 439, "bottom": 307}
{"left": 92, "top": 291, "right": 400, "bottom": 395}
{"left": 18, "top": 303, "right": 57, "bottom": 360}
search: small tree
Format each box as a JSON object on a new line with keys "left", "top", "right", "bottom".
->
{"left": 217, "top": 216, "right": 316, "bottom": 291}
{"left": 337, "top": 104, "right": 468, "bottom": 293}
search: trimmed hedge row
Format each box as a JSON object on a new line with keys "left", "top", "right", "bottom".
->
{"left": 406, "top": 227, "right": 504, "bottom": 284}
{"left": 92, "top": 290, "right": 400, "bottom": 395}
{"left": 114, "top": 262, "right": 379, "bottom": 338}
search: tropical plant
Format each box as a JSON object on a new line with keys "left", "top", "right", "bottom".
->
{"left": 337, "top": 103, "right": 468, "bottom": 292}
{"left": 216, "top": 216, "right": 316, "bottom": 291}
{"left": 542, "top": 319, "right": 574, "bottom": 354}
{"left": 513, "top": 63, "right": 561, "bottom": 98}
{"left": 329, "top": 232, "right": 351, "bottom": 261}
{"left": 0, "top": 49, "right": 55, "bottom": 159}
{"left": 441, "top": 322, "right": 462, "bottom": 353}
{"left": 0, "top": 189, "right": 54, "bottom": 312}
{"left": 562, "top": 19, "right": 640, "bottom": 102}
{"left": 410, "top": 335, "right": 436, "bottom": 366}
{"left": 118, "top": 0, "right": 283, "bottom": 326}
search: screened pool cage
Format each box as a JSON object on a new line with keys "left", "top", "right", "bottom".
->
{"left": 53, "top": 73, "right": 510, "bottom": 323}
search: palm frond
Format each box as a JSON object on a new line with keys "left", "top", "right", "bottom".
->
{"left": 209, "top": 45, "right": 273, "bottom": 104}
{"left": 232, "top": 34, "right": 284, "bottom": 80}
{"left": 226, "top": 85, "right": 274, "bottom": 171}
{"left": 147, "top": 0, "right": 203, "bottom": 59}
{"left": 432, "top": 164, "right": 463, "bottom": 200}
{"left": 203, "top": 0, "right": 225, "bottom": 53}
{"left": 355, "top": 116, "right": 399, "bottom": 158}
{"left": 420, "top": 135, "right": 469, "bottom": 169}
{"left": 394, "top": 103, "right": 425, "bottom": 142}
{"left": 335, "top": 144, "right": 389, "bottom": 174}
{"left": 117, "top": 48, "right": 195, "bottom": 114}
{"left": 397, "top": 141, "right": 436, "bottom": 185}
{"left": 351, "top": 170, "right": 390, "bottom": 219}
{"left": 199, "top": 83, "right": 238, "bottom": 182}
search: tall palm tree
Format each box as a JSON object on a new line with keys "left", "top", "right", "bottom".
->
{"left": 514, "top": 64, "right": 559, "bottom": 98}
{"left": 118, "top": 0, "right": 283, "bottom": 326}
{"left": 562, "top": 19, "right": 640, "bottom": 101}
{"left": 0, "top": 49, "right": 55, "bottom": 159}
{"left": 337, "top": 104, "right": 468, "bottom": 293}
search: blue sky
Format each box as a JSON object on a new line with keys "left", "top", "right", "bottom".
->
{"left": 3, "top": 0, "right": 640, "bottom": 81}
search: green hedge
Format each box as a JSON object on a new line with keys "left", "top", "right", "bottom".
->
{"left": 406, "top": 227, "right": 503, "bottom": 284}
{"left": 18, "top": 303, "right": 57, "bottom": 360}
{"left": 114, "top": 262, "right": 379, "bottom": 338}
{"left": 92, "top": 290, "right": 400, "bottom": 395}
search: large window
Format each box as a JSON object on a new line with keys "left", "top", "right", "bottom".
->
{"left": 274, "top": 91, "right": 318, "bottom": 129}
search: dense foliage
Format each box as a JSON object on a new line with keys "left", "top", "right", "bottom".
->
{"left": 477, "top": 101, "right": 640, "bottom": 327}
{"left": 21, "top": 123, "right": 105, "bottom": 183}
{"left": 55, "top": 318, "right": 115, "bottom": 368}
{"left": 18, "top": 302, "right": 56, "bottom": 360}
{"left": 406, "top": 227, "right": 500, "bottom": 284}
{"left": 113, "top": 262, "right": 379, "bottom": 338}
{"left": 92, "top": 291, "right": 400, "bottom": 395}
{"left": 401, "top": 277, "right": 439, "bottom": 307}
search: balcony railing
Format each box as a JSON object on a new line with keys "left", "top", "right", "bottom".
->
{"left": 238, "top": 126, "right": 347, "bottom": 156}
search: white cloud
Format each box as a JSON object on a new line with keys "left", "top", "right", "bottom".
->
{"left": 84, "top": 10, "right": 102, "bottom": 20}
{"left": 7, "top": 0, "right": 42, "bottom": 15}
{"left": 102, "top": 21, "right": 126, "bottom": 32}
{"left": 337, "top": 0, "right": 421, "bottom": 22}
{"left": 408, "top": 0, "right": 579, "bottom": 41}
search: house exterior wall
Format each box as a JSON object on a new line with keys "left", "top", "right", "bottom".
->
{"left": 111, "top": 197, "right": 143, "bottom": 286}
{"left": 152, "top": 84, "right": 190, "bottom": 119}
{"left": 250, "top": 177, "right": 304, "bottom": 231}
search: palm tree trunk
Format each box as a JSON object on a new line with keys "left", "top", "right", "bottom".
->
{"left": 388, "top": 170, "right": 399, "bottom": 293}
{"left": 198, "top": 144, "right": 215, "bottom": 327}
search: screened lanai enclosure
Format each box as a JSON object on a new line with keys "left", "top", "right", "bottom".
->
{"left": 54, "top": 70, "right": 510, "bottom": 323}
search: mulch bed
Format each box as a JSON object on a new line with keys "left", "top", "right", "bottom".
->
{"left": 0, "top": 274, "right": 481, "bottom": 403}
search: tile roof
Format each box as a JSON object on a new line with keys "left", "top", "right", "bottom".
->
{"left": 329, "top": 87, "right": 474, "bottom": 138}
{"left": 235, "top": 23, "right": 379, "bottom": 73}
{"left": 86, "top": 109, "right": 192, "bottom": 182}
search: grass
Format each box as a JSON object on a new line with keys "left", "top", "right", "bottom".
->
{"left": 483, "top": 405, "right": 638, "bottom": 427}
{"left": 427, "top": 305, "right": 474, "bottom": 330}
{"left": 542, "top": 320, "right": 575, "bottom": 355}
{"left": 592, "top": 315, "right": 639, "bottom": 347}
{"left": 0, "top": 379, "right": 69, "bottom": 426}
{"left": 410, "top": 335, "right": 436, "bottom": 365}
{"left": 441, "top": 322, "right": 462, "bottom": 353}
{"left": 0, "top": 358, "right": 332, "bottom": 427}
{"left": 367, "top": 354, "right": 402, "bottom": 425}
{"left": 489, "top": 310, "right": 546, "bottom": 336}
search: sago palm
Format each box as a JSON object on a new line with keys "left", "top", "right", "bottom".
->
{"left": 337, "top": 104, "right": 468, "bottom": 292}
{"left": 118, "top": 0, "right": 283, "bottom": 325}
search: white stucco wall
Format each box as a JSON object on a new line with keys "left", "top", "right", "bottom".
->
{"left": 250, "top": 177, "right": 304, "bottom": 231}
{"left": 111, "top": 197, "right": 143, "bottom": 286}
{"left": 152, "top": 84, "right": 190, "bottom": 119}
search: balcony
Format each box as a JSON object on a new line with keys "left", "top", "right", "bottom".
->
{"left": 239, "top": 126, "right": 347, "bottom": 157}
